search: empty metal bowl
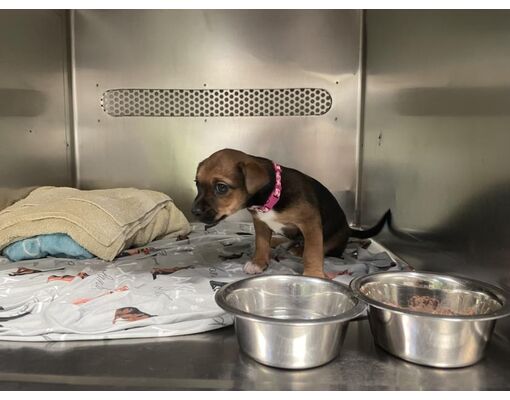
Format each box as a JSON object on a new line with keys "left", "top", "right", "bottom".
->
{"left": 351, "top": 271, "right": 510, "bottom": 368}
{"left": 215, "top": 274, "right": 366, "bottom": 369}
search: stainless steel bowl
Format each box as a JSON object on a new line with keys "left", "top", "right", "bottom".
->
{"left": 215, "top": 275, "right": 366, "bottom": 369}
{"left": 351, "top": 271, "right": 510, "bottom": 368}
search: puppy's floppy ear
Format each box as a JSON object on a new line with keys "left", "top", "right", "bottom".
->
{"left": 238, "top": 161, "right": 269, "bottom": 195}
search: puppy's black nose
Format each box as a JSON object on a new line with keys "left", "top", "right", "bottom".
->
{"left": 191, "top": 205, "right": 203, "bottom": 217}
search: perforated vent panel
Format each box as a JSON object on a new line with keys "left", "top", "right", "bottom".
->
{"left": 101, "top": 88, "right": 332, "bottom": 117}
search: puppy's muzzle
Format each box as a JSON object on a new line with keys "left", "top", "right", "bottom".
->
{"left": 191, "top": 200, "right": 218, "bottom": 224}
{"left": 191, "top": 204, "right": 205, "bottom": 217}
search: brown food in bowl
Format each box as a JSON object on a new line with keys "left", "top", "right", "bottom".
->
{"left": 385, "top": 295, "right": 476, "bottom": 316}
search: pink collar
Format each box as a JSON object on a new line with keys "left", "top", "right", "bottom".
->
{"left": 248, "top": 162, "right": 282, "bottom": 213}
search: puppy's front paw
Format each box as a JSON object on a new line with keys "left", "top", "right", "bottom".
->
{"left": 243, "top": 260, "right": 267, "bottom": 275}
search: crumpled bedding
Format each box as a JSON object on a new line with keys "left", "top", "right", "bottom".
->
{"left": 0, "top": 186, "right": 191, "bottom": 261}
{"left": 0, "top": 221, "right": 408, "bottom": 342}
{"left": 3, "top": 233, "right": 94, "bottom": 262}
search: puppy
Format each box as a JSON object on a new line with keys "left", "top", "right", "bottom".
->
{"left": 192, "top": 149, "right": 390, "bottom": 278}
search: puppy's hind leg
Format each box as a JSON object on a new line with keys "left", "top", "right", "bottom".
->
{"left": 324, "top": 228, "right": 350, "bottom": 258}
{"left": 244, "top": 218, "right": 272, "bottom": 274}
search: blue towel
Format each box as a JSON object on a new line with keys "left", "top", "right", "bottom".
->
{"left": 3, "top": 234, "right": 94, "bottom": 262}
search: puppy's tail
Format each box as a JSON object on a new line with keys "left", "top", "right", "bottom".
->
{"left": 349, "top": 210, "right": 391, "bottom": 239}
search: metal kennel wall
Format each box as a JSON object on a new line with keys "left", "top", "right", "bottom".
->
{"left": 361, "top": 11, "right": 510, "bottom": 287}
{"left": 0, "top": 11, "right": 72, "bottom": 210}
{"left": 71, "top": 10, "right": 363, "bottom": 223}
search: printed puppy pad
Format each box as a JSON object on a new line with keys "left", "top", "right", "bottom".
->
{"left": 0, "top": 222, "right": 408, "bottom": 341}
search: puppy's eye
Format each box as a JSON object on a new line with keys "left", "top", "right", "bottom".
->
{"left": 215, "top": 183, "right": 229, "bottom": 195}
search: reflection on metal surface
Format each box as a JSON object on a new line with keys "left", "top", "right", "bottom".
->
{"left": 101, "top": 88, "right": 332, "bottom": 117}
{"left": 0, "top": 321, "right": 508, "bottom": 389}
{"left": 74, "top": 10, "right": 361, "bottom": 220}
{"left": 354, "top": 10, "right": 366, "bottom": 226}
{"left": 395, "top": 87, "right": 510, "bottom": 116}
{"left": 0, "top": 89, "right": 46, "bottom": 117}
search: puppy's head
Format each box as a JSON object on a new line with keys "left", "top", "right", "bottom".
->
{"left": 192, "top": 149, "right": 269, "bottom": 226}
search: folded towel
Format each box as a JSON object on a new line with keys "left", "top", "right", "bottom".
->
{"left": 0, "top": 187, "right": 191, "bottom": 261}
{"left": 3, "top": 233, "right": 94, "bottom": 261}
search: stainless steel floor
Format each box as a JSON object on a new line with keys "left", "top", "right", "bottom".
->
{"left": 0, "top": 316, "right": 509, "bottom": 390}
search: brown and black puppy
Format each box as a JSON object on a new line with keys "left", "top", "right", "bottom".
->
{"left": 192, "top": 149, "right": 390, "bottom": 278}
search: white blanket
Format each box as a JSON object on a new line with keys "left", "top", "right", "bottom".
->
{"left": 0, "top": 222, "right": 408, "bottom": 341}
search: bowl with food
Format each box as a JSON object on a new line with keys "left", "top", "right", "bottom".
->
{"left": 350, "top": 271, "right": 510, "bottom": 368}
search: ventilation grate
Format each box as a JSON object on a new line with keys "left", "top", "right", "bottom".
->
{"left": 101, "top": 88, "right": 332, "bottom": 117}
